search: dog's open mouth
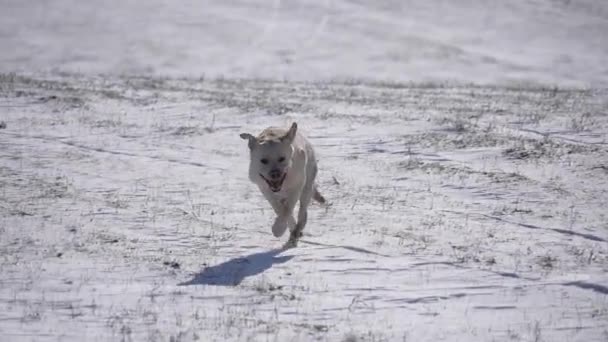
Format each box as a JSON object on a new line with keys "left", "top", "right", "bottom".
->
{"left": 260, "top": 173, "right": 287, "bottom": 192}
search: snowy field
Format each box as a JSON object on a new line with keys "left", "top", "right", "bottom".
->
{"left": 1, "top": 1, "right": 608, "bottom": 341}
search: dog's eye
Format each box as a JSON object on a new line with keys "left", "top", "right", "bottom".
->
{"left": 260, "top": 158, "right": 269, "bottom": 164}
{"left": 278, "top": 156, "right": 285, "bottom": 163}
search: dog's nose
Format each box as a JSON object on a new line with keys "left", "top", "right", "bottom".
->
{"left": 269, "top": 169, "right": 282, "bottom": 180}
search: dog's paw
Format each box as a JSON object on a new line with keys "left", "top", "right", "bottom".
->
{"left": 282, "top": 230, "right": 302, "bottom": 249}
{"left": 282, "top": 238, "right": 298, "bottom": 249}
{"left": 272, "top": 219, "right": 289, "bottom": 237}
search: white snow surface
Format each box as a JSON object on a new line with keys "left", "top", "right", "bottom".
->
{"left": 1, "top": 0, "right": 608, "bottom": 87}
{"left": 1, "top": 75, "right": 607, "bottom": 341}
{"left": 1, "top": 1, "right": 608, "bottom": 341}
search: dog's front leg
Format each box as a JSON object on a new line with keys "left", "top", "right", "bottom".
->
{"left": 285, "top": 163, "right": 317, "bottom": 248}
{"left": 259, "top": 189, "right": 296, "bottom": 237}
{"left": 285, "top": 182, "right": 313, "bottom": 248}
{"left": 271, "top": 192, "right": 300, "bottom": 238}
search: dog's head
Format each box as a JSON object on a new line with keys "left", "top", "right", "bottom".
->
{"left": 240, "top": 123, "right": 297, "bottom": 192}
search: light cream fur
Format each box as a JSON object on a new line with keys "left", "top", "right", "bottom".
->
{"left": 240, "top": 122, "right": 325, "bottom": 248}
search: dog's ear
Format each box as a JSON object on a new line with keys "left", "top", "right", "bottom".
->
{"left": 281, "top": 122, "right": 297, "bottom": 144}
{"left": 240, "top": 133, "right": 257, "bottom": 150}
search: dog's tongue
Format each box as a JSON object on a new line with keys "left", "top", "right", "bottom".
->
{"left": 267, "top": 173, "right": 286, "bottom": 192}
{"left": 269, "top": 179, "right": 281, "bottom": 191}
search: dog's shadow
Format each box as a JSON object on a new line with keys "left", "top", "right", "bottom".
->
{"left": 179, "top": 249, "right": 293, "bottom": 286}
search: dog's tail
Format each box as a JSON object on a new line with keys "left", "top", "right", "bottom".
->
{"left": 313, "top": 186, "right": 326, "bottom": 204}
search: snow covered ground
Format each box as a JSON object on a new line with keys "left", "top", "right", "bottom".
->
{"left": 1, "top": 1, "right": 608, "bottom": 341}
{"left": 2, "top": 0, "right": 608, "bottom": 86}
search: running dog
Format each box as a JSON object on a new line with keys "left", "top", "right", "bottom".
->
{"left": 240, "top": 122, "right": 325, "bottom": 248}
